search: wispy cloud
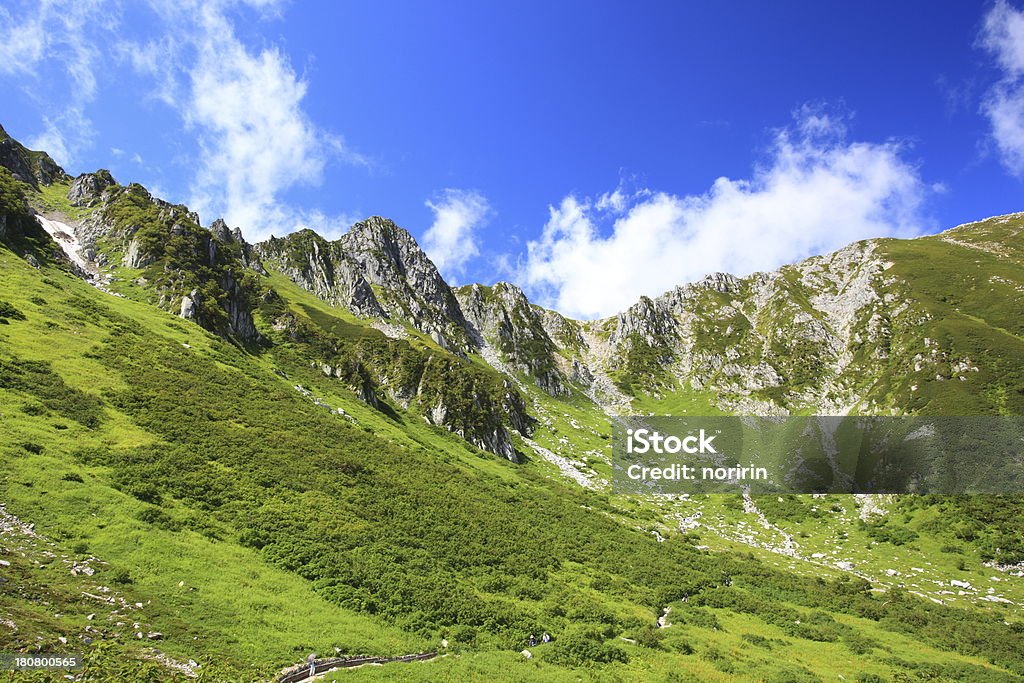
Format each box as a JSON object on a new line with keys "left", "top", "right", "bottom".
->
{"left": 422, "top": 189, "right": 491, "bottom": 282}
{"left": 522, "top": 107, "right": 932, "bottom": 319}
{"left": 0, "top": 0, "right": 364, "bottom": 240}
{"left": 119, "top": 0, "right": 367, "bottom": 241}
{"left": 0, "top": 0, "right": 118, "bottom": 165}
{"left": 183, "top": 8, "right": 336, "bottom": 239}
{"left": 980, "top": 0, "right": 1024, "bottom": 176}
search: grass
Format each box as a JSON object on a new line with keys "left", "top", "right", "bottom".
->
{"left": 2, "top": 206, "right": 1024, "bottom": 682}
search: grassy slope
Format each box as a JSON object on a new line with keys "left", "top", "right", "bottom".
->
{"left": 2, "top": 206, "right": 1024, "bottom": 681}
{"left": 0, "top": 251, "right": 426, "bottom": 680}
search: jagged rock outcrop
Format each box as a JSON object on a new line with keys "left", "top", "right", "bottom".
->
{"left": 563, "top": 239, "right": 921, "bottom": 415}
{"left": 210, "top": 218, "right": 266, "bottom": 275}
{"left": 416, "top": 360, "right": 533, "bottom": 461}
{"left": 303, "top": 315, "right": 534, "bottom": 460}
{"left": 257, "top": 229, "right": 386, "bottom": 319}
{"left": 0, "top": 124, "right": 68, "bottom": 188}
{"left": 180, "top": 289, "right": 201, "bottom": 320}
{"left": 68, "top": 170, "right": 116, "bottom": 207}
{"left": 609, "top": 295, "right": 679, "bottom": 347}
{"left": 217, "top": 268, "right": 259, "bottom": 340}
{"left": 456, "top": 282, "right": 568, "bottom": 396}
{"left": 258, "top": 217, "right": 473, "bottom": 351}
{"left": 49, "top": 182, "right": 264, "bottom": 342}
{"left": 338, "top": 216, "right": 472, "bottom": 351}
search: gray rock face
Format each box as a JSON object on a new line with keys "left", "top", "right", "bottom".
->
{"left": 257, "top": 217, "right": 473, "bottom": 351}
{"left": 257, "top": 229, "right": 387, "bottom": 318}
{"left": 456, "top": 282, "right": 567, "bottom": 396}
{"left": 259, "top": 220, "right": 580, "bottom": 397}
{"left": 218, "top": 268, "right": 259, "bottom": 340}
{"left": 209, "top": 218, "right": 266, "bottom": 275}
{"left": 122, "top": 237, "right": 154, "bottom": 269}
{"left": 609, "top": 295, "right": 679, "bottom": 347}
{"left": 339, "top": 216, "right": 472, "bottom": 351}
{"left": 557, "top": 240, "right": 902, "bottom": 415}
{"left": 0, "top": 124, "right": 68, "bottom": 188}
{"left": 180, "top": 290, "right": 201, "bottom": 320}
{"left": 68, "top": 170, "right": 116, "bottom": 207}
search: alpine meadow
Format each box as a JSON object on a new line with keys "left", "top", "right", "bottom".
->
{"left": 1, "top": 118, "right": 1024, "bottom": 681}
{"left": 3, "top": 2, "right": 1024, "bottom": 682}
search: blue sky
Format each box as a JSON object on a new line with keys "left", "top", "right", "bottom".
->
{"left": 3, "top": 1, "right": 1024, "bottom": 317}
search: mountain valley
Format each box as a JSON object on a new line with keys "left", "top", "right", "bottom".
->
{"left": 1, "top": 124, "right": 1023, "bottom": 682}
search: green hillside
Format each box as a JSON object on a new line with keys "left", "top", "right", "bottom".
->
{"left": 1, "top": 132, "right": 1023, "bottom": 682}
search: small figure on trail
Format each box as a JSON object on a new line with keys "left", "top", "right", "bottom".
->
{"left": 528, "top": 634, "right": 536, "bottom": 647}
{"left": 541, "top": 632, "right": 551, "bottom": 643}
{"left": 306, "top": 652, "right": 316, "bottom": 678}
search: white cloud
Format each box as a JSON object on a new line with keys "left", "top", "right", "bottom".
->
{"left": 422, "top": 189, "right": 490, "bottom": 281}
{"left": 980, "top": 0, "right": 1024, "bottom": 175}
{"left": 25, "top": 109, "right": 93, "bottom": 168}
{"left": 522, "top": 109, "right": 931, "bottom": 320}
{"left": 184, "top": 11, "right": 330, "bottom": 240}
{"left": 113, "top": 0, "right": 364, "bottom": 242}
{"left": 0, "top": 0, "right": 362, "bottom": 240}
{"left": 0, "top": 0, "right": 117, "bottom": 165}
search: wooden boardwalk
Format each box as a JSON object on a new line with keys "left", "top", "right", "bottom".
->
{"left": 278, "top": 652, "right": 437, "bottom": 682}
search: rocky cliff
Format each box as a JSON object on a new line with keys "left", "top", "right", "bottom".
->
{"left": 258, "top": 217, "right": 473, "bottom": 352}
{"left": 0, "top": 136, "right": 262, "bottom": 343}
{"left": 0, "top": 124, "right": 68, "bottom": 188}
{"left": 456, "top": 282, "right": 568, "bottom": 396}
{"left": 4, "top": 120, "right": 1023, "bottom": 462}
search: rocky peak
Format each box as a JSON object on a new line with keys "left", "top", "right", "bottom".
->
{"left": 260, "top": 217, "right": 473, "bottom": 352}
{"left": 699, "top": 272, "right": 741, "bottom": 293}
{"left": 256, "top": 230, "right": 385, "bottom": 318}
{"left": 209, "top": 218, "right": 232, "bottom": 243}
{"left": 0, "top": 124, "right": 69, "bottom": 188}
{"left": 456, "top": 282, "right": 568, "bottom": 395}
{"left": 609, "top": 295, "right": 678, "bottom": 347}
{"left": 68, "top": 170, "right": 116, "bottom": 207}
{"left": 209, "top": 218, "right": 266, "bottom": 275}
{"left": 61, "top": 183, "right": 264, "bottom": 342}
{"left": 339, "top": 216, "right": 471, "bottom": 350}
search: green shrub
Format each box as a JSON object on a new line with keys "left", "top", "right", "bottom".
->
{"left": 631, "top": 625, "right": 665, "bottom": 649}
{"left": 135, "top": 506, "right": 181, "bottom": 531}
{"left": 109, "top": 567, "right": 133, "bottom": 585}
{"left": 741, "top": 633, "right": 773, "bottom": 649}
{"left": 544, "top": 627, "right": 629, "bottom": 667}
{"left": 0, "top": 300, "right": 25, "bottom": 320}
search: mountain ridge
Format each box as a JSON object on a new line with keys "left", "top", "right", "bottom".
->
{"left": 3, "top": 122, "right": 1024, "bottom": 682}
{"left": 3, "top": 125, "right": 1024, "bottom": 428}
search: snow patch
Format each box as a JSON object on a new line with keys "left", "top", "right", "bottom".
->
{"left": 35, "top": 215, "right": 117, "bottom": 294}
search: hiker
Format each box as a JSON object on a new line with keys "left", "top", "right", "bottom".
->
{"left": 306, "top": 652, "right": 316, "bottom": 677}
{"left": 541, "top": 632, "right": 551, "bottom": 643}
